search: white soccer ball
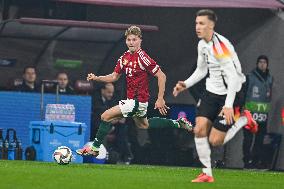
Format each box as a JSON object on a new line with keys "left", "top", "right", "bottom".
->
{"left": 53, "top": 146, "right": 73, "bottom": 165}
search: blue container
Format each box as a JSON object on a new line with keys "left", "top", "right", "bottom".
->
{"left": 29, "top": 121, "right": 86, "bottom": 163}
{"left": 83, "top": 156, "right": 106, "bottom": 164}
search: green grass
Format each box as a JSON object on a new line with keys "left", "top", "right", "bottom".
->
{"left": 0, "top": 160, "right": 283, "bottom": 189}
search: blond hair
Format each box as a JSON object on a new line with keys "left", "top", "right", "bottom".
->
{"left": 125, "top": 25, "right": 142, "bottom": 38}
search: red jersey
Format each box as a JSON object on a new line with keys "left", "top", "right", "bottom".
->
{"left": 114, "top": 49, "right": 160, "bottom": 103}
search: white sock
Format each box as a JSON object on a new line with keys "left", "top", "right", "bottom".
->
{"left": 223, "top": 116, "right": 248, "bottom": 144}
{"left": 194, "top": 137, "right": 212, "bottom": 176}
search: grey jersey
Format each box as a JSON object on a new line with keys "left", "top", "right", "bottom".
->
{"left": 184, "top": 32, "right": 246, "bottom": 107}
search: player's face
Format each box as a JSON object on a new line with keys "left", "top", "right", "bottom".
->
{"left": 257, "top": 59, "right": 268, "bottom": 72}
{"left": 126, "top": 34, "right": 142, "bottom": 53}
{"left": 57, "top": 73, "right": 69, "bottom": 89}
{"left": 23, "top": 68, "right": 36, "bottom": 83}
{"left": 195, "top": 16, "right": 214, "bottom": 42}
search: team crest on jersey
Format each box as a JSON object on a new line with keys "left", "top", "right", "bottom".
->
{"left": 123, "top": 59, "right": 128, "bottom": 65}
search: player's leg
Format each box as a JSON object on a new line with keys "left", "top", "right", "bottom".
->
{"left": 192, "top": 116, "right": 214, "bottom": 182}
{"left": 209, "top": 127, "right": 227, "bottom": 146}
{"left": 192, "top": 91, "right": 224, "bottom": 183}
{"left": 221, "top": 83, "right": 258, "bottom": 145}
{"left": 209, "top": 109, "right": 257, "bottom": 147}
{"left": 209, "top": 107, "right": 258, "bottom": 146}
{"left": 132, "top": 116, "right": 190, "bottom": 130}
{"left": 93, "top": 105, "right": 123, "bottom": 146}
{"left": 78, "top": 99, "right": 141, "bottom": 156}
{"left": 133, "top": 117, "right": 149, "bottom": 129}
{"left": 133, "top": 114, "right": 192, "bottom": 131}
{"left": 138, "top": 100, "right": 192, "bottom": 131}
{"left": 76, "top": 105, "right": 123, "bottom": 156}
{"left": 130, "top": 100, "right": 192, "bottom": 131}
{"left": 223, "top": 110, "right": 256, "bottom": 145}
{"left": 148, "top": 117, "right": 192, "bottom": 131}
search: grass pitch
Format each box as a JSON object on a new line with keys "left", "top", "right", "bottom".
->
{"left": 0, "top": 160, "right": 283, "bottom": 189}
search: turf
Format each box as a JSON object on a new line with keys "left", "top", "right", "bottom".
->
{"left": 0, "top": 160, "right": 283, "bottom": 189}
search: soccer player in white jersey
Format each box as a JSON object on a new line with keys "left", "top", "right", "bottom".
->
{"left": 173, "top": 9, "right": 258, "bottom": 182}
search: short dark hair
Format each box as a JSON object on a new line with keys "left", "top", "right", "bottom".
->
{"left": 23, "top": 66, "right": 36, "bottom": 74}
{"left": 257, "top": 55, "right": 269, "bottom": 65}
{"left": 101, "top": 82, "right": 114, "bottom": 90}
{"left": 196, "top": 9, "right": 218, "bottom": 23}
{"left": 56, "top": 71, "right": 68, "bottom": 78}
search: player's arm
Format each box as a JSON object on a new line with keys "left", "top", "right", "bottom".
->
{"left": 220, "top": 41, "right": 241, "bottom": 109}
{"left": 154, "top": 69, "right": 169, "bottom": 115}
{"left": 87, "top": 54, "right": 124, "bottom": 83}
{"left": 222, "top": 63, "right": 239, "bottom": 108}
{"left": 173, "top": 44, "right": 207, "bottom": 97}
{"left": 139, "top": 51, "right": 169, "bottom": 115}
{"left": 183, "top": 59, "right": 208, "bottom": 88}
{"left": 220, "top": 61, "right": 239, "bottom": 124}
{"left": 87, "top": 72, "right": 121, "bottom": 83}
{"left": 219, "top": 42, "right": 240, "bottom": 124}
{"left": 154, "top": 69, "right": 166, "bottom": 100}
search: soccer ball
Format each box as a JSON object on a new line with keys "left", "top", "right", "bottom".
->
{"left": 53, "top": 146, "right": 73, "bottom": 165}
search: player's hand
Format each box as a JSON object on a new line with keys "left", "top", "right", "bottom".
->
{"left": 87, "top": 73, "right": 97, "bottom": 81}
{"left": 219, "top": 107, "right": 234, "bottom": 125}
{"left": 154, "top": 98, "right": 170, "bottom": 115}
{"left": 173, "top": 81, "right": 187, "bottom": 97}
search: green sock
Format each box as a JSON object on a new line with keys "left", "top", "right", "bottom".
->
{"left": 93, "top": 120, "right": 112, "bottom": 148}
{"left": 148, "top": 117, "right": 179, "bottom": 129}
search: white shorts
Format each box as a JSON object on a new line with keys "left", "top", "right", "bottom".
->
{"left": 119, "top": 99, "right": 148, "bottom": 118}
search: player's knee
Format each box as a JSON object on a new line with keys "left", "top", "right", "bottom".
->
{"left": 101, "top": 112, "right": 112, "bottom": 122}
{"left": 194, "top": 118, "right": 209, "bottom": 137}
{"left": 194, "top": 126, "right": 207, "bottom": 137}
{"left": 136, "top": 122, "right": 149, "bottom": 129}
{"left": 209, "top": 137, "right": 223, "bottom": 147}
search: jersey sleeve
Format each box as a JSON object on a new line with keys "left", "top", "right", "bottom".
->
{"left": 138, "top": 50, "right": 160, "bottom": 76}
{"left": 184, "top": 41, "right": 208, "bottom": 88}
{"left": 214, "top": 37, "right": 241, "bottom": 107}
{"left": 212, "top": 36, "right": 234, "bottom": 63}
{"left": 114, "top": 55, "right": 124, "bottom": 74}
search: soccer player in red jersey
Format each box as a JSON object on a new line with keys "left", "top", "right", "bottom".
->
{"left": 76, "top": 25, "right": 192, "bottom": 156}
